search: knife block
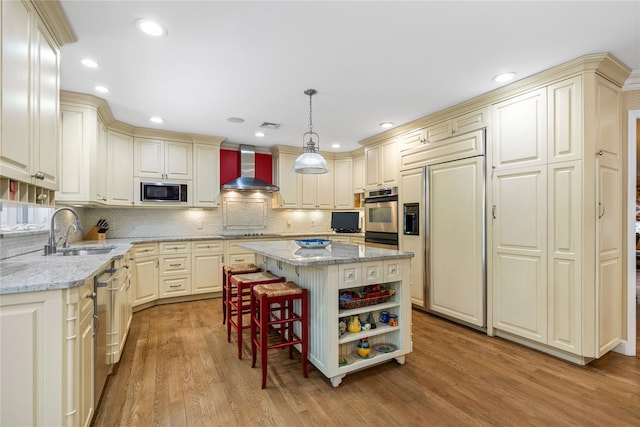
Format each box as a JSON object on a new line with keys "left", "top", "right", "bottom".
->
{"left": 85, "top": 226, "right": 106, "bottom": 241}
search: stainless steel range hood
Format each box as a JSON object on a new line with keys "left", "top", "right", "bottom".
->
{"left": 221, "top": 145, "right": 279, "bottom": 192}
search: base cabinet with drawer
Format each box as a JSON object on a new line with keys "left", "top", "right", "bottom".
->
{"left": 192, "top": 240, "right": 224, "bottom": 293}
{"left": 159, "top": 241, "right": 192, "bottom": 298}
{"left": 132, "top": 240, "right": 223, "bottom": 308}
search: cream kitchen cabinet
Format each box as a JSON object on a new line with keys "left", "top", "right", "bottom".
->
{"left": 108, "top": 131, "right": 134, "bottom": 206}
{"left": 159, "top": 241, "right": 192, "bottom": 298}
{"left": 365, "top": 138, "right": 398, "bottom": 190}
{"left": 225, "top": 239, "right": 257, "bottom": 265}
{"left": 299, "top": 159, "right": 334, "bottom": 209}
{"left": 334, "top": 157, "right": 354, "bottom": 209}
{"left": 114, "top": 252, "right": 133, "bottom": 361}
{"left": 489, "top": 60, "right": 626, "bottom": 363}
{"left": 271, "top": 148, "right": 299, "bottom": 208}
{"left": 58, "top": 100, "right": 110, "bottom": 204}
{"left": 492, "top": 88, "right": 548, "bottom": 170}
{"left": 352, "top": 152, "right": 365, "bottom": 193}
{"left": 134, "top": 137, "right": 192, "bottom": 180}
{"left": 192, "top": 240, "right": 224, "bottom": 294}
{"left": 0, "top": 279, "right": 95, "bottom": 427}
{"left": 132, "top": 243, "right": 159, "bottom": 307}
{"left": 193, "top": 142, "right": 221, "bottom": 207}
{"left": 400, "top": 107, "right": 488, "bottom": 152}
{"left": 1, "top": 0, "right": 59, "bottom": 191}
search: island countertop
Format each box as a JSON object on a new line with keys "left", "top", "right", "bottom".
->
{"left": 237, "top": 240, "right": 413, "bottom": 266}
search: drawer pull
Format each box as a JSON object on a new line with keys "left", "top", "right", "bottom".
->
{"left": 169, "top": 263, "right": 182, "bottom": 267}
{"left": 169, "top": 284, "right": 182, "bottom": 288}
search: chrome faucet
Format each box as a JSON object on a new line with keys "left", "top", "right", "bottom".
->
{"left": 44, "top": 207, "right": 83, "bottom": 255}
{"left": 62, "top": 224, "right": 77, "bottom": 248}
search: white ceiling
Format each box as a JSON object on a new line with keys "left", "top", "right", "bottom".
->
{"left": 59, "top": 1, "right": 640, "bottom": 153}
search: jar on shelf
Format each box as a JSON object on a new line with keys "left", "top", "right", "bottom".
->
{"left": 347, "top": 315, "right": 361, "bottom": 333}
{"left": 356, "top": 338, "right": 371, "bottom": 357}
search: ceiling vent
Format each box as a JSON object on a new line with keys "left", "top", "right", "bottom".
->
{"left": 260, "top": 122, "right": 280, "bottom": 129}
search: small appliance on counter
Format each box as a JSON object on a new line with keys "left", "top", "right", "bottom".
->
{"left": 330, "top": 211, "right": 360, "bottom": 233}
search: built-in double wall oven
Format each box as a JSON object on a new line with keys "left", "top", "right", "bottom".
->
{"left": 364, "top": 187, "right": 398, "bottom": 249}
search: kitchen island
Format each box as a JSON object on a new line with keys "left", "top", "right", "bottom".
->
{"left": 237, "top": 240, "right": 413, "bottom": 387}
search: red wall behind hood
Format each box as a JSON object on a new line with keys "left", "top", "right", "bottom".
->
{"left": 220, "top": 149, "right": 273, "bottom": 185}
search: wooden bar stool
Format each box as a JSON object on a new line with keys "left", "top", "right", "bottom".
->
{"left": 228, "top": 271, "right": 286, "bottom": 359}
{"left": 250, "top": 281, "right": 309, "bottom": 389}
{"left": 222, "top": 263, "right": 261, "bottom": 325}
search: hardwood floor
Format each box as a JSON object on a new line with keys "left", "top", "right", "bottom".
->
{"left": 93, "top": 299, "right": 639, "bottom": 427}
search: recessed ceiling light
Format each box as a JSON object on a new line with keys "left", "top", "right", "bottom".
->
{"left": 150, "top": 116, "right": 164, "bottom": 124}
{"left": 492, "top": 72, "right": 517, "bottom": 83}
{"left": 227, "top": 117, "right": 245, "bottom": 123}
{"left": 255, "top": 131, "right": 265, "bottom": 137}
{"left": 135, "top": 18, "right": 167, "bottom": 37}
{"left": 94, "top": 85, "right": 109, "bottom": 93}
{"left": 331, "top": 143, "right": 340, "bottom": 149}
{"left": 81, "top": 58, "right": 99, "bottom": 68}
{"left": 379, "top": 122, "right": 394, "bottom": 129}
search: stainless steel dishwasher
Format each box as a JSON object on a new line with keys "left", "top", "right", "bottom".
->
{"left": 94, "top": 265, "right": 117, "bottom": 404}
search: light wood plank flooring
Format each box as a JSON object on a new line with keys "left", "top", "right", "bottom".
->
{"left": 93, "top": 299, "right": 639, "bottom": 426}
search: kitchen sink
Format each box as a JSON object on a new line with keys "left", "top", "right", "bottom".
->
{"left": 56, "top": 246, "right": 116, "bottom": 256}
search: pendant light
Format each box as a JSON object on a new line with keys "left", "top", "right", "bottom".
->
{"left": 292, "top": 89, "right": 329, "bottom": 174}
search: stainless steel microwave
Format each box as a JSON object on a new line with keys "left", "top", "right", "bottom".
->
{"left": 140, "top": 182, "right": 187, "bottom": 203}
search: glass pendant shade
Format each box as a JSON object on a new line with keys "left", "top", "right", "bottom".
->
{"left": 293, "top": 151, "right": 329, "bottom": 174}
{"left": 293, "top": 88, "right": 329, "bottom": 174}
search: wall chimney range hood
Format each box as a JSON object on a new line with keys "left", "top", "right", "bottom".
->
{"left": 221, "top": 145, "right": 279, "bottom": 192}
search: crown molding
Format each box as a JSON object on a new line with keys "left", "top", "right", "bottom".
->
{"left": 31, "top": 0, "right": 77, "bottom": 45}
{"left": 359, "top": 53, "right": 632, "bottom": 147}
{"left": 623, "top": 69, "right": 640, "bottom": 91}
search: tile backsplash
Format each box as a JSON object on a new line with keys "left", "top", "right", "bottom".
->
{"left": 1, "top": 192, "right": 362, "bottom": 259}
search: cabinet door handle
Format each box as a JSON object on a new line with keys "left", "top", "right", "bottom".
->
{"left": 597, "top": 150, "right": 604, "bottom": 156}
{"left": 492, "top": 205, "right": 496, "bottom": 219}
{"left": 598, "top": 202, "right": 605, "bottom": 219}
{"left": 32, "top": 171, "right": 45, "bottom": 180}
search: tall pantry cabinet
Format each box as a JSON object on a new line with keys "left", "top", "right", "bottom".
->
{"left": 490, "top": 55, "right": 627, "bottom": 363}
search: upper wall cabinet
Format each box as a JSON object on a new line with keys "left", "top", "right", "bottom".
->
{"left": 0, "top": 0, "right": 60, "bottom": 191}
{"left": 58, "top": 103, "right": 104, "bottom": 204}
{"left": 334, "top": 157, "right": 354, "bottom": 209}
{"left": 492, "top": 88, "right": 548, "bottom": 170}
{"left": 299, "top": 159, "right": 334, "bottom": 209}
{"left": 365, "top": 138, "right": 399, "bottom": 190}
{"left": 192, "top": 142, "right": 221, "bottom": 207}
{"left": 400, "top": 107, "right": 488, "bottom": 152}
{"left": 352, "top": 152, "right": 365, "bottom": 194}
{"left": 108, "top": 131, "right": 134, "bottom": 206}
{"left": 272, "top": 150, "right": 299, "bottom": 208}
{"left": 134, "top": 138, "right": 192, "bottom": 180}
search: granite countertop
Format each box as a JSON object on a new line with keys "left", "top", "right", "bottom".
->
{"left": 237, "top": 240, "right": 413, "bottom": 267}
{"left": 0, "top": 241, "right": 133, "bottom": 295}
{"left": 0, "top": 232, "right": 365, "bottom": 295}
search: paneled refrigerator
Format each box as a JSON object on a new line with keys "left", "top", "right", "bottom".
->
{"left": 400, "top": 129, "right": 486, "bottom": 329}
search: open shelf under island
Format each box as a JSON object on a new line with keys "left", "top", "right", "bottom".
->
{"left": 237, "top": 240, "right": 414, "bottom": 387}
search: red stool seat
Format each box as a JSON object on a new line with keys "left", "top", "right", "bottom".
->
{"left": 250, "top": 281, "right": 309, "bottom": 389}
{"left": 228, "top": 271, "right": 286, "bottom": 359}
{"left": 222, "top": 263, "right": 261, "bottom": 325}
